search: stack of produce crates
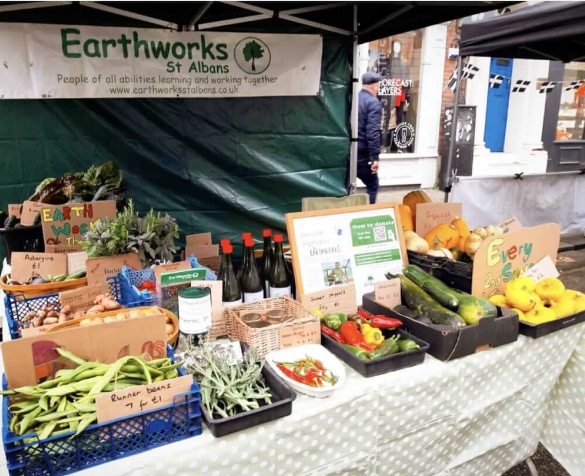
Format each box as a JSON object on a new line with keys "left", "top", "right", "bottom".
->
{"left": 2, "top": 347, "right": 202, "bottom": 476}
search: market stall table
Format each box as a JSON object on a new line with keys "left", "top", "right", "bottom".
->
{"left": 0, "top": 313, "right": 583, "bottom": 476}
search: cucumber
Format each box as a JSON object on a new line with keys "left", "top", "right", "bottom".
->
{"left": 451, "top": 292, "right": 498, "bottom": 325}
{"left": 52, "top": 274, "right": 67, "bottom": 282}
{"left": 403, "top": 265, "right": 460, "bottom": 310}
{"left": 398, "top": 275, "right": 466, "bottom": 328}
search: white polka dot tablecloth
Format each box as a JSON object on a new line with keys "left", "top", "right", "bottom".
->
{"left": 0, "top": 322, "right": 574, "bottom": 476}
{"left": 542, "top": 323, "right": 585, "bottom": 476}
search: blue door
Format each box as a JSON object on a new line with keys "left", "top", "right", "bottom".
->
{"left": 485, "top": 58, "right": 514, "bottom": 152}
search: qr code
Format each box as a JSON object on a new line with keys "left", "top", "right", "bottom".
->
{"left": 373, "top": 226, "right": 387, "bottom": 242}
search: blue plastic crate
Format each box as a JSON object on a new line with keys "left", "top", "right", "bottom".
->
{"left": 115, "top": 267, "right": 157, "bottom": 308}
{"left": 187, "top": 256, "right": 217, "bottom": 281}
{"left": 2, "top": 348, "right": 201, "bottom": 476}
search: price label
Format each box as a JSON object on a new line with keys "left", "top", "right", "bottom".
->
{"left": 498, "top": 216, "right": 522, "bottom": 233}
{"left": 8, "top": 204, "right": 22, "bottom": 218}
{"left": 522, "top": 255, "right": 559, "bottom": 283}
{"left": 95, "top": 375, "right": 193, "bottom": 424}
{"left": 279, "top": 321, "right": 321, "bottom": 349}
{"left": 375, "top": 278, "right": 401, "bottom": 308}
{"left": 298, "top": 283, "right": 357, "bottom": 315}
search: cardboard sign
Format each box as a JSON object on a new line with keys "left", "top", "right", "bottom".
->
{"left": 374, "top": 278, "right": 401, "bottom": 308}
{"left": 279, "top": 320, "right": 321, "bottom": 349}
{"left": 187, "top": 244, "right": 219, "bottom": 259}
{"left": 96, "top": 375, "right": 193, "bottom": 424}
{"left": 20, "top": 200, "right": 44, "bottom": 225}
{"left": 11, "top": 252, "right": 67, "bottom": 283}
{"left": 67, "top": 251, "right": 88, "bottom": 274}
{"left": 1, "top": 314, "right": 167, "bottom": 388}
{"left": 199, "top": 256, "right": 221, "bottom": 273}
{"left": 498, "top": 216, "right": 522, "bottom": 233}
{"left": 191, "top": 280, "right": 225, "bottom": 339}
{"left": 523, "top": 255, "right": 560, "bottom": 283}
{"left": 45, "top": 244, "right": 85, "bottom": 254}
{"left": 153, "top": 261, "right": 191, "bottom": 284}
{"left": 471, "top": 223, "right": 561, "bottom": 298}
{"left": 59, "top": 282, "right": 111, "bottom": 314}
{"left": 21, "top": 323, "right": 59, "bottom": 338}
{"left": 40, "top": 200, "right": 117, "bottom": 248}
{"left": 415, "top": 203, "right": 463, "bottom": 237}
{"left": 86, "top": 253, "right": 142, "bottom": 286}
{"left": 8, "top": 204, "right": 22, "bottom": 218}
{"left": 186, "top": 232, "right": 212, "bottom": 246}
{"left": 299, "top": 283, "right": 357, "bottom": 315}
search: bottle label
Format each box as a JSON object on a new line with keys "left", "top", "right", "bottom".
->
{"left": 270, "top": 286, "right": 292, "bottom": 298}
{"left": 178, "top": 294, "right": 212, "bottom": 335}
{"left": 244, "top": 291, "right": 264, "bottom": 303}
{"left": 222, "top": 298, "right": 243, "bottom": 308}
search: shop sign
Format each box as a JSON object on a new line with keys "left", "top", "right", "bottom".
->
{"left": 379, "top": 78, "right": 414, "bottom": 96}
{"left": 394, "top": 122, "right": 415, "bottom": 149}
{"left": 0, "top": 23, "right": 322, "bottom": 99}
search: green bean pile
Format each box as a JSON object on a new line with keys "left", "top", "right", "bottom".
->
{"left": 1, "top": 348, "right": 180, "bottom": 441}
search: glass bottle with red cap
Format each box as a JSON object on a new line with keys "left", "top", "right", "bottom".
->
{"left": 240, "top": 237, "right": 264, "bottom": 302}
{"left": 238, "top": 232, "right": 252, "bottom": 279}
{"left": 221, "top": 244, "right": 242, "bottom": 307}
{"left": 218, "top": 239, "right": 231, "bottom": 279}
{"left": 261, "top": 229, "right": 273, "bottom": 297}
{"left": 269, "top": 234, "right": 291, "bottom": 298}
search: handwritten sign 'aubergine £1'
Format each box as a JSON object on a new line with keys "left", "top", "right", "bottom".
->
{"left": 40, "top": 201, "right": 117, "bottom": 250}
{"left": 472, "top": 223, "right": 561, "bottom": 298}
{"left": 95, "top": 375, "right": 193, "bottom": 424}
{"left": 10, "top": 252, "right": 68, "bottom": 283}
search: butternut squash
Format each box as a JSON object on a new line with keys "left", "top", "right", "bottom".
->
{"left": 402, "top": 190, "right": 432, "bottom": 224}
{"left": 451, "top": 217, "right": 470, "bottom": 251}
{"left": 404, "top": 231, "right": 429, "bottom": 254}
{"left": 398, "top": 204, "right": 414, "bottom": 232}
{"left": 424, "top": 223, "right": 460, "bottom": 250}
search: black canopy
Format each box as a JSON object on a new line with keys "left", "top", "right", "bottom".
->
{"left": 0, "top": 1, "right": 512, "bottom": 42}
{"left": 460, "top": 1, "right": 585, "bottom": 63}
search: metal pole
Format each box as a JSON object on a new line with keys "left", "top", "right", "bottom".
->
{"left": 443, "top": 54, "right": 463, "bottom": 202}
{"left": 348, "top": 4, "right": 359, "bottom": 195}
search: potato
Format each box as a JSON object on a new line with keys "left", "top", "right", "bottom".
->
{"left": 102, "top": 298, "right": 121, "bottom": 311}
{"left": 40, "top": 305, "right": 48, "bottom": 312}
{"left": 58, "top": 313, "right": 68, "bottom": 324}
{"left": 87, "top": 319, "right": 102, "bottom": 326}
{"left": 47, "top": 311, "right": 59, "bottom": 318}
{"left": 128, "top": 310, "right": 145, "bottom": 320}
{"left": 166, "top": 323, "right": 175, "bottom": 336}
{"left": 32, "top": 317, "right": 43, "bottom": 327}
{"left": 115, "top": 313, "right": 127, "bottom": 321}
{"left": 61, "top": 305, "right": 71, "bottom": 315}
{"left": 43, "top": 317, "right": 58, "bottom": 325}
{"left": 87, "top": 304, "right": 105, "bottom": 314}
{"left": 103, "top": 316, "right": 116, "bottom": 324}
{"left": 79, "top": 319, "right": 93, "bottom": 327}
{"left": 37, "top": 310, "right": 47, "bottom": 320}
{"left": 23, "top": 311, "right": 36, "bottom": 322}
{"left": 142, "top": 307, "right": 160, "bottom": 316}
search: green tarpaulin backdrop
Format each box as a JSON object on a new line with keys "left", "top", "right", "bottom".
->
{"left": 0, "top": 34, "right": 351, "bottom": 260}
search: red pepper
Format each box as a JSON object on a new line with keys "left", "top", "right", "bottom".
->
{"left": 277, "top": 364, "right": 306, "bottom": 385}
{"left": 339, "top": 321, "right": 374, "bottom": 352}
{"left": 357, "top": 310, "right": 402, "bottom": 329}
{"left": 138, "top": 280, "right": 156, "bottom": 291}
{"left": 321, "top": 325, "right": 345, "bottom": 344}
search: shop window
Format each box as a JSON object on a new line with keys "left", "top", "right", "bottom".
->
{"left": 367, "top": 31, "right": 422, "bottom": 154}
{"left": 556, "top": 62, "right": 585, "bottom": 141}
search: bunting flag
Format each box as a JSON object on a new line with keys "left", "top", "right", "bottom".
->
{"left": 539, "top": 81, "right": 558, "bottom": 94}
{"left": 512, "top": 80, "right": 531, "bottom": 93}
{"left": 489, "top": 74, "right": 504, "bottom": 89}
{"left": 461, "top": 63, "right": 479, "bottom": 80}
{"left": 565, "top": 80, "right": 585, "bottom": 91}
{"left": 447, "top": 68, "right": 458, "bottom": 91}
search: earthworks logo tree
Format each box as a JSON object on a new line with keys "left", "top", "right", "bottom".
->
{"left": 242, "top": 40, "right": 264, "bottom": 72}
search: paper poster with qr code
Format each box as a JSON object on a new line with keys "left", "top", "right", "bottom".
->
{"left": 287, "top": 206, "right": 406, "bottom": 305}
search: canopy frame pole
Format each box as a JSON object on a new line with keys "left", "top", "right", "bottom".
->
{"left": 0, "top": 1, "right": 71, "bottom": 13}
{"left": 444, "top": 54, "right": 463, "bottom": 203}
{"left": 188, "top": 1, "right": 213, "bottom": 30}
{"left": 198, "top": 14, "right": 271, "bottom": 30}
{"left": 278, "top": 13, "right": 352, "bottom": 36}
{"left": 349, "top": 4, "right": 359, "bottom": 195}
{"left": 280, "top": 3, "right": 347, "bottom": 16}
{"left": 79, "top": 1, "right": 179, "bottom": 30}
{"left": 360, "top": 5, "right": 413, "bottom": 36}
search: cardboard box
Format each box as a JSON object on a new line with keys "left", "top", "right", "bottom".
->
{"left": 1, "top": 314, "right": 167, "bottom": 388}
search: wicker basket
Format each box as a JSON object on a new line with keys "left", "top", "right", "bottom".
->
{"left": 0, "top": 274, "right": 88, "bottom": 297}
{"left": 225, "top": 296, "right": 319, "bottom": 358}
{"left": 47, "top": 306, "right": 179, "bottom": 345}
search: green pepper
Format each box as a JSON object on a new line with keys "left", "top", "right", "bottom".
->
{"left": 369, "top": 335, "right": 400, "bottom": 360}
{"left": 323, "top": 313, "right": 347, "bottom": 331}
{"left": 342, "top": 344, "right": 370, "bottom": 361}
{"left": 397, "top": 339, "right": 420, "bottom": 352}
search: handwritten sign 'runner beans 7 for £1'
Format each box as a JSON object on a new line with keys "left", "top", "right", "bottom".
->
{"left": 471, "top": 223, "right": 561, "bottom": 298}
{"left": 40, "top": 200, "right": 117, "bottom": 249}
{"left": 10, "top": 252, "right": 68, "bottom": 284}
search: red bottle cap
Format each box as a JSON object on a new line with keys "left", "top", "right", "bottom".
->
{"left": 223, "top": 244, "right": 233, "bottom": 254}
{"left": 220, "top": 238, "right": 231, "bottom": 248}
{"left": 274, "top": 234, "right": 283, "bottom": 243}
{"left": 262, "top": 229, "right": 272, "bottom": 238}
{"left": 245, "top": 237, "right": 255, "bottom": 247}
{"left": 242, "top": 232, "right": 252, "bottom": 241}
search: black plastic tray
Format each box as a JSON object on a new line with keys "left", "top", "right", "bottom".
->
{"left": 0, "top": 225, "right": 44, "bottom": 265}
{"left": 201, "top": 363, "right": 296, "bottom": 437}
{"left": 519, "top": 309, "right": 585, "bottom": 339}
{"left": 321, "top": 327, "right": 429, "bottom": 378}
{"left": 362, "top": 292, "right": 519, "bottom": 361}
{"left": 408, "top": 251, "right": 472, "bottom": 293}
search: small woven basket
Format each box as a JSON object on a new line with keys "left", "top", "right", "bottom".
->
{"left": 225, "top": 296, "right": 319, "bottom": 358}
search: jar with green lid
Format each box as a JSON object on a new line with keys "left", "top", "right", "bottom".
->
{"left": 177, "top": 287, "right": 212, "bottom": 351}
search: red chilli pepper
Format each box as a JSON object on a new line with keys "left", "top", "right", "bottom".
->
{"left": 357, "top": 310, "right": 402, "bottom": 329}
{"left": 321, "top": 325, "right": 345, "bottom": 344}
{"left": 277, "top": 364, "right": 306, "bottom": 385}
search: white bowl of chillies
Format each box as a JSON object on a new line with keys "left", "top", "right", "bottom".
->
{"left": 266, "top": 344, "right": 345, "bottom": 398}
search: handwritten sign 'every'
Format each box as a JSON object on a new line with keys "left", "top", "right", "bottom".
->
{"left": 40, "top": 200, "right": 117, "bottom": 250}
{"left": 95, "top": 375, "right": 193, "bottom": 423}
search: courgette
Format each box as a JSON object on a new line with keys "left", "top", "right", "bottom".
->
{"left": 451, "top": 293, "right": 498, "bottom": 325}
{"left": 398, "top": 275, "right": 466, "bottom": 328}
{"left": 65, "top": 270, "right": 87, "bottom": 281}
{"left": 403, "top": 265, "right": 460, "bottom": 310}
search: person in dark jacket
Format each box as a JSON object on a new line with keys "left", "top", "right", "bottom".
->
{"left": 358, "top": 72, "right": 383, "bottom": 204}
